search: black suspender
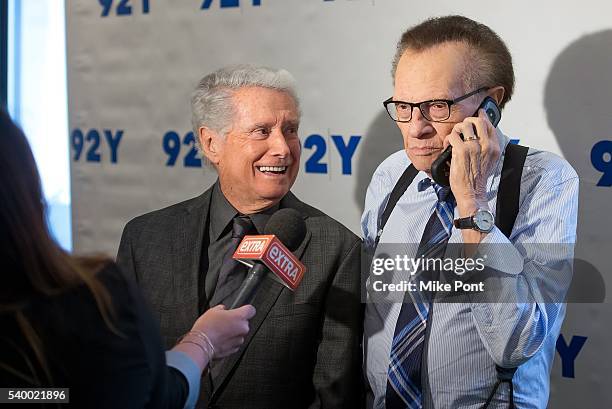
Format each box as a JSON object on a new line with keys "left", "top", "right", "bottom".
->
{"left": 481, "top": 143, "right": 528, "bottom": 409}
{"left": 375, "top": 143, "right": 529, "bottom": 409}
{"left": 496, "top": 143, "right": 529, "bottom": 237}
{"left": 375, "top": 163, "right": 419, "bottom": 246}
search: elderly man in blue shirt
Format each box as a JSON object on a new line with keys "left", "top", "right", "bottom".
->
{"left": 362, "top": 15, "right": 578, "bottom": 409}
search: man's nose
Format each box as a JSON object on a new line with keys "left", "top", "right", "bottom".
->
{"left": 268, "top": 129, "right": 291, "bottom": 157}
{"left": 405, "top": 106, "right": 433, "bottom": 138}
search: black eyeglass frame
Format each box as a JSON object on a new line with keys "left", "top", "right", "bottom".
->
{"left": 383, "top": 87, "right": 489, "bottom": 123}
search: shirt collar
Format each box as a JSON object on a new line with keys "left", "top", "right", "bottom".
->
{"left": 417, "top": 177, "right": 455, "bottom": 204}
{"left": 250, "top": 204, "right": 279, "bottom": 234}
{"left": 210, "top": 181, "right": 237, "bottom": 241}
{"left": 210, "top": 180, "right": 280, "bottom": 241}
{"left": 417, "top": 177, "right": 434, "bottom": 192}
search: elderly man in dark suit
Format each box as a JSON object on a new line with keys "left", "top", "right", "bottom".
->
{"left": 117, "top": 65, "right": 362, "bottom": 409}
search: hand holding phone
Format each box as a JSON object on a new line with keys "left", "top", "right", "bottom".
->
{"left": 430, "top": 96, "right": 501, "bottom": 186}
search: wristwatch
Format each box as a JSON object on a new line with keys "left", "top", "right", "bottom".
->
{"left": 454, "top": 209, "right": 495, "bottom": 233}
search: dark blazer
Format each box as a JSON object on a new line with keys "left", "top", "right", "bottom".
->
{"left": 116, "top": 188, "right": 363, "bottom": 409}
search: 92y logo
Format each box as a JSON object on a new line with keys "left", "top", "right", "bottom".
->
{"left": 201, "top": 0, "right": 261, "bottom": 9}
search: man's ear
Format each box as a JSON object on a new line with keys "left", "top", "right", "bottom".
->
{"left": 199, "top": 127, "right": 223, "bottom": 165}
{"left": 488, "top": 86, "right": 506, "bottom": 106}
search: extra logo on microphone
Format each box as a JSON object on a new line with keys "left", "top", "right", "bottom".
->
{"left": 233, "top": 235, "right": 306, "bottom": 291}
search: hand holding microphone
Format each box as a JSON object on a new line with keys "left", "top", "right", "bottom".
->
{"left": 191, "top": 304, "right": 256, "bottom": 357}
{"left": 173, "top": 304, "right": 256, "bottom": 370}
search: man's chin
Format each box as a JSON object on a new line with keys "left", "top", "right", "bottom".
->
{"left": 254, "top": 184, "right": 291, "bottom": 204}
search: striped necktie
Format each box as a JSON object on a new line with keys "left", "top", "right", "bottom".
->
{"left": 386, "top": 178, "right": 456, "bottom": 408}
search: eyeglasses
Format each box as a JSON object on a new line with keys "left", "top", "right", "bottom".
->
{"left": 383, "top": 87, "right": 488, "bottom": 123}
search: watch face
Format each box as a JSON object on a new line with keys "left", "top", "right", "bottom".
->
{"left": 474, "top": 210, "right": 494, "bottom": 232}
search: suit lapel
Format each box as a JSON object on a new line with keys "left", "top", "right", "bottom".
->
{"left": 211, "top": 192, "right": 312, "bottom": 398}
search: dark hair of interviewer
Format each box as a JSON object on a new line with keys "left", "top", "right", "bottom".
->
{"left": 392, "top": 15, "right": 515, "bottom": 108}
{"left": 0, "top": 110, "right": 116, "bottom": 385}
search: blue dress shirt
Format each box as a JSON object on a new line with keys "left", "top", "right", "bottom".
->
{"left": 362, "top": 132, "right": 578, "bottom": 409}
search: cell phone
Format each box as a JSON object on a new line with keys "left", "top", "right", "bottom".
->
{"left": 430, "top": 96, "right": 501, "bottom": 187}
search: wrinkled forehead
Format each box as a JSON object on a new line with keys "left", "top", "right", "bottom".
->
{"left": 230, "top": 86, "right": 300, "bottom": 119}
{"left": 394, "top": 43, "right": 472, "bottom": 100}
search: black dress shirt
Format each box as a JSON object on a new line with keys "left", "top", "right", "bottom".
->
{"left": 199, "top": 181, "right": 278, "bottom": 313}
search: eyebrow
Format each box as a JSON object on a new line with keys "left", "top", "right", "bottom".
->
{"left": 394, "top": 95, "right": 452, "bottom": 102}
{"left": 251, "top": 122, "right": 271, "bottom": 129}
{"left": 247, "top": 120, "right": 299, "bottom": 130}
{"left": 283, "top": 120, "right": 299, "bottom": 128}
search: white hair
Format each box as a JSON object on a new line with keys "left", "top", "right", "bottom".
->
{"left": 191, "top": 64, "right": 300, "bottom": 153}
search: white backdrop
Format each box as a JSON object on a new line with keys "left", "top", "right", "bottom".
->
{"left": 66, "top": 0, "right": 611, "bottom": 406}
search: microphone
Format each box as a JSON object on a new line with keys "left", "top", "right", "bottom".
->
{"left": 229, "top": 208, "right": 307, "bottom": 309}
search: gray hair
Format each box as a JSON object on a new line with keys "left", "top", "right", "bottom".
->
{"left": 191, "top": 64, "right": 300, "bottom": 153}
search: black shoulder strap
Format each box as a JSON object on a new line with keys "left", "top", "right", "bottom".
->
{"left": 487, "top": 142, "right": 528, "bottom": 409}
{"left": 375, "top": 164, "right": 418, "bottom": 245}
{"left": 495, "top": 143, "right": 529, "bottom": 238}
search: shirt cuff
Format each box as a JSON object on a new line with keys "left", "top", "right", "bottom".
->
{"left": 165, "top": 350, "right": 201, "bottom": 409}
{"left": 475, "top": 226, "right": 523, "bottom": 276}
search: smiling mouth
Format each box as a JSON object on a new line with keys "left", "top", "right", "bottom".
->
{"left": 256, "top": 165, "right": 288, "bottom": 175}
